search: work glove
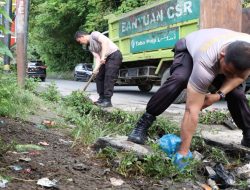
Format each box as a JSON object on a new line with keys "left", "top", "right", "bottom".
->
{"left": 172, "top": 151, "right": 193, "bottom": 171}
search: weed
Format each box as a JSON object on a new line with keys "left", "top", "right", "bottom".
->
{"left": 24, "top": 77, "right": 40, "bottom": 93}
{"left": 63, "top": 90, "right": 94, "bottom": 115}
{"left": 149, "top": 117, "right": 179, "bottom": 139}
{"left": 60, "top": 91, "right": 181, "bottom": 145}
{"left": 204, "top": 147, "right": 229, "bottom": 164}
{"left": 117, "top": 151, "right": 143, "bottom": 177}
{"left": 236, "top": 180, "right": 248, "bottom": 189}
{"left": 199, "top": 109, "right": 229, "bottom": 124}
{"left": 191, "top": 136, "right": 206, "bottom": 152}
{"left": 0, "top": 138, "right": 15, "bottom": 157}
{"left": 98, "top": 146, "right": 118, "bottom": 160}
{"left": 40, "top": 81, "right": 61, "bottom": 102}
{"left": 0, "top": 74, "right": 42, "bottom": 117}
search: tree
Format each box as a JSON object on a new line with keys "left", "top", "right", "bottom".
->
{"left": 28, "top": 0, "right": 158, "bottom": 72}
{"left": 0, "top": 0, "right": 13, "bottom": 59}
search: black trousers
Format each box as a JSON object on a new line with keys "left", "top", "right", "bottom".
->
{"left": 146, "top": 50, "right": 250, "bottom": 136}
{"left": 96, "top": 50, "right": 122, "bottom": 98}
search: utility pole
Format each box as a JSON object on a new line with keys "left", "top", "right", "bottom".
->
{"left": 16, "top": 0, "right": 29, "bottom": 88}
{"left": 3, "top": 0, "right": 12, "bottom": 72}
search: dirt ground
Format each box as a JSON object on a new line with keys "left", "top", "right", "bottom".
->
{"left": 0, "top": 116, "right": 203, "bottom": 190}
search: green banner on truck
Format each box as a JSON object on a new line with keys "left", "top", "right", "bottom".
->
{"left": 119, "top": 0, "right": 200, "bottom": 37}
{"left": 130, "top": 27, "right": 179, "bottom": 53}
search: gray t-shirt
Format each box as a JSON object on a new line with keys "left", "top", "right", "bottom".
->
{"left": 185, "top": 28, "right": 250, "bottom": 94}
{"left": 88, "top": 31, "right": 118, "bottom": 58}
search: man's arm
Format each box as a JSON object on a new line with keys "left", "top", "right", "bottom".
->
{"left": 179, "top": 83, "right": 205, "bottom": 156}
{"left": 97, "top": 34, "right": 109, "bottom": 64}
{"left": 92, "top": 52, "right": 101, "bottom": 75}
{"left": 202, "top": 76, "right": 247, "bottom": 109}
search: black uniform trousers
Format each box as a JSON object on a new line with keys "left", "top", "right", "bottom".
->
{"left": 96, "top": 50, "right": 122, "bottom": 99}
{"left": 146, "top": 47, "right": 250, "bottom": 137}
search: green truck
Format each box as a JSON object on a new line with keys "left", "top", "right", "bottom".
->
{"left": 105, "top": 0, "right": 244, "bottom": 102}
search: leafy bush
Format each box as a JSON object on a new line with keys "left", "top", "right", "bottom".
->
{"left": 63, "top": 90, "right": 94, "bottom": 115}
{"left": 40, "top": 81, "right": 61, "bottom": 102}
{"left": 0, "top": 74, "right": 41, "bottom": 117}
{"left": 25, "top": 77, "right": 40, "bottom": 93}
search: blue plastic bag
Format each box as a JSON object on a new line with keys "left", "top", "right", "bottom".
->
{"left": 159, "top": 134, "right": 181, "bottom": 158}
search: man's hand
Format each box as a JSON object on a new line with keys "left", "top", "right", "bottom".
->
{"left": 201, "top": 93, "right": 220, "bottom": 110}
{"left": 100, "top": 59, "right": 106, "bottom": 64}
{"left": 93, "top": 69, "right": 99, "bottom": 76}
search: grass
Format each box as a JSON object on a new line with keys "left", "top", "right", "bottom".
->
{"left": 0, "top": 138, "right": 15, "bottom": 157}
{"left": 199, "top": 109, "right": 229, "bottom": 124}
{"left": 58, "top": 90, "right": 182, "bottom": 145}
{"left": 0, "top": 74, "right": 44, "bottom": 118}
{"left": 0, "top": 73, "right": 246, "bottom": 184}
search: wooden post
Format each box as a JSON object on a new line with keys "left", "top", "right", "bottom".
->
{"left": 200, "top": 0, "right": 242, "bottom": 31}
{"left": 242, "top": 7, "right": 250, "bottom": 33}
{"left": 16, "top": 0, "right": 29, "bottom": 88}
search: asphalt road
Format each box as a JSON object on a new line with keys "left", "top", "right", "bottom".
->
{"left": 41, "top": 79, "right": 230, "bottom": 117}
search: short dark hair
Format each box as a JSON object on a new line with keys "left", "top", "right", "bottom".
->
{"left": 225, "top": 41, "right": 250, "bottom": 70}
{"left": 74, "top": 31, "right": 89, "bottom": 39}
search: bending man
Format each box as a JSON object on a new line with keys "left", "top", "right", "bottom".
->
{"left": 128, "top": 28, "right": 250, "bottom": 168}
{"left": 75, "top": 31, "right": 123, "bottom": 107}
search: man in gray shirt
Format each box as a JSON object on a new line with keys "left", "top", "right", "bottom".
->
{"left": 75, "top": 31, "right": 123, "bottom": 107}
{"left": 128, "top": 28, "right": 250, "bottom": 169}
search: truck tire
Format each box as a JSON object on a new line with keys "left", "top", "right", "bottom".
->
{"left": 161, "top": 68, "right": 186, "bottom": 104}
{"left": 138, "top": 84, "right": 153, "bottom": 92}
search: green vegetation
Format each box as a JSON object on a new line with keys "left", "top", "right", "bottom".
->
{"left": 28, "top": 0, "right": 250, "bottom": 74}
{"left": 0, "top": 1, "right": 13, "bottom": 59}
{"left": 28, "top": 0, "right": 160, "bottom": 72}
{"left": 40, "top": 81, "right": 61, "bottom": 102}
{"left": 0, "top": 138, "right": 15, "bottom": 157}
{"left": 199, "top": 109, "right": 229, "bottom": 125}
{"left": 59, "top": 90, "right": 182, "bottom": 145}
{"left": 98, "top": 144, "right": 200, "bottom": 180}
{"left": 0, "top": 74, "right": 43, "bottom": 118}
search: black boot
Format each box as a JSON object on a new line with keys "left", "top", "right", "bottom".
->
{"left": 127, "top": 112, "right": 156, "bottom": 144}
{"left": 94, "top": 95, "right": 104, "bottom": 105}
{"left": 241, "top": 136, "right": 250, "bottom": 148}
{"left": 241, "top": 130, "right": 250, "bottom": 148}
{"left": 98, "top": 97, "right": 112, "bottom": 107}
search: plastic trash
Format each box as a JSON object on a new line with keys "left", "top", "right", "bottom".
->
{"left": 19, "top": 157, "right": 32, "bottom": 162}
{"left": 213, "top": 163, "right": 235, "bottom": 189}
{"left": 9, "top": 165, "right": 22, "bottom": 171}
{"left": 0, "top": 179, "right": 8, "bottom": 188}
{"left": 73, "top": 163, "right": 90, "bottom": 171}
{"left": 110, "top": 177, "right": 124, "bottom": 186}
{"left": 205, "top": 166, "right": 217, "bottom": 179}
{"left": 35, "top": 124, "right": 47, "bottom": 130}
{"left": 38, "top": 141, "right": 49, "bottom": 146}
{"left": 15, "top": 144, "right": 45, "bottom": 152}
{"left": 42, "top": 120, "right": 56, "bottom": 127}
{"left": 159, "top": 134, "right": 181, "bottom": 158}
{"left": 207, "top": 179, "right": 219, "bottom": 190}
{"left": 37, "top": 177, "right": 57, "bottom": 188}
{"left": 59, "top": 138, "right": 73, "bottom": 145}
